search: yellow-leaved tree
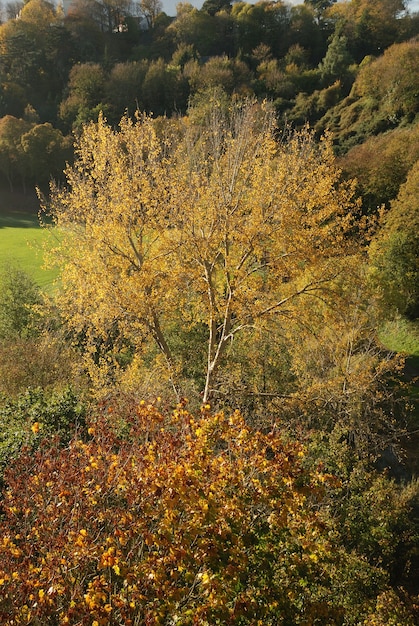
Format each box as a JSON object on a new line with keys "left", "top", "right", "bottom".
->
{"left": 42, "top": 99, "right": 360, "bottom": 402}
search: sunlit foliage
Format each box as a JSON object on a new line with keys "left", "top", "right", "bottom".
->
{"left": 0, "top": 400, "right": 398, "bottom": 624}
{"left": 339, "top": 123, "right": 419, "bottom": 212}
{"left": 319, "top": 40, "right": 419, "bottom": 152}
{"left": 42, "top": 99, "right": 360, "bottom": 403}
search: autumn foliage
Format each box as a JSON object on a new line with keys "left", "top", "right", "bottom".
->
{"left": 0, "top": 398, "right": 375, "bottom": 625}
{"left": 42, "top": 99, "right": 360, "bottom": 402}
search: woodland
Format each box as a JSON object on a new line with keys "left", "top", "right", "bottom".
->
{"left": 1, "top": 0, "right": 419, "bottom": 624}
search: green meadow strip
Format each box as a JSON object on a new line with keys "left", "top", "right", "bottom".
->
{"left": 0, "top": 211, "right": 59, "bottom": 292}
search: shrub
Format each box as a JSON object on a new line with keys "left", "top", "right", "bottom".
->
{"left": 0, "top": 334, "right": 84, "bottom": 397}
{"left": 0, "top": 386, "right": 86, "bottom": 482}
{"left": 0, "top": 400, "right": 394, "bottom": 625}
{"left": 369, "top": 160, "right": 419, "bottom": 318}
{"left": 0, "top": 263, "right": 42, "bottom": 340}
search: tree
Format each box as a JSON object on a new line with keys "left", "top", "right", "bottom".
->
{"left": 43, "top": 99, "right": 360, "bottom": 403}
{"left": 187, "top": 55, "right": 251, "bottom": 96}
{"left": 168, "top": 5, "right": 225, "bottom": 57}
{"left": 0, "top": 115, "right": 70, "bottom": 189}
{"left": 327, "top": 0, "right": 407, "bottom": 60}
{"left": 105, "top": 60, "right": 149, "bottom": 122}
{"left": 318, "top": 40, "right": 419, "bottom": 152}
{"left": 0, "top": 114, "right": 30, "bottom": 190}
{"left": 59, "top": 62, "right": 107, "bottom": 131}
{"left": 318, "top": 33, "right": 353, "bottom": 86}
{"left": 141, "top": 57, "right": 189, "bottom": 116}
{"left": 231, "top": 0, "right": 291, "bottom": 58}
{"left": 139, "top": 0, "right": 162, "bottom": 29}
{"left": 288, "top": 3, "right": 325, "bottom": 65}
{"left": 276, "top": 282, "right": 407, "bottom": 454}
{"left": 201, "top": 0, "right": 231, "bottom": 16}
{"left": 21, "top": 122, "right": 72, "bottom": 185}
{"left": 91, "top": 0, "right": 132, "bottom": 33}
{"left": 339, "top": 124, "right": 419, "bottom": 212}
{"left": 63, "top": 0, "right": 106, "bottom": 62}
{"left": 0, "top": 0, "right": 76, "bottom": 118}
{"left": 349, "top": 40, "right": 419, "bottom": 120}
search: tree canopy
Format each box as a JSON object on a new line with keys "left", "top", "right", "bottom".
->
{"left": 43, "top": 99, "right": 360, "bottom": 402}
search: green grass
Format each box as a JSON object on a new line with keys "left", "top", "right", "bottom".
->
{"left": 379, "top": 317, "right": 419, "bottom": 358}
{"left": 0, "top": 209, "right": 59, "bottom": 292}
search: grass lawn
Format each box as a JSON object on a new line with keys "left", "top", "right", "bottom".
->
{"left": 0, "top": 189, "right": 59, "bottom": 292}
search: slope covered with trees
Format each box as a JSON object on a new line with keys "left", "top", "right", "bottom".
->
{"left": 0, "top": 0, "right": 418, "bottom": 192}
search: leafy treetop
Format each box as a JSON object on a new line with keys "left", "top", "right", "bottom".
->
{"left": 42, "top": 99, "right": 361, "bottom": 402}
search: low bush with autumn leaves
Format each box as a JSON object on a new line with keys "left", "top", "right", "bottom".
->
{"left": 0, "top": 396, "right": 418, "bottom": 625}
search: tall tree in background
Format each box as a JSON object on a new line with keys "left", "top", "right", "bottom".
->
{"left": 59, "top": 62, "right": 107, "bottom": 131}
{"left": 0, "top": 0, "right": 76, "bottom": 118}
{"left": 0, "top": 114, "right": 29, "bottom": 190}
{"left": 139, "top": 0, "right": 162, "bottom": 28}
{"left": 231, "top": 1, "right": 291, "bottom": 58}
{"left": 328, "top": 0, "right": 407, "bottom": 59}
{"left": 318, "top": 33, "right": 353, "bottom": 85}
{"left": 43, "top": 99, "right": 360, "bottom": 402}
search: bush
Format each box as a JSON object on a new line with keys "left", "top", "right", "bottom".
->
{"left": 0, "top": 386, "right": 86, "bottom": 481}
{"left": 0, "top": 400, "right": 399, "bottom": 625}
{"left": 0, "top": 263, "right": 42, "bottom": 340}
{"left": 0, "top": 334, "right": 85, "bottom": 397}
{"left": 369, "top": 160, "right": 419, "bottom": 319}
